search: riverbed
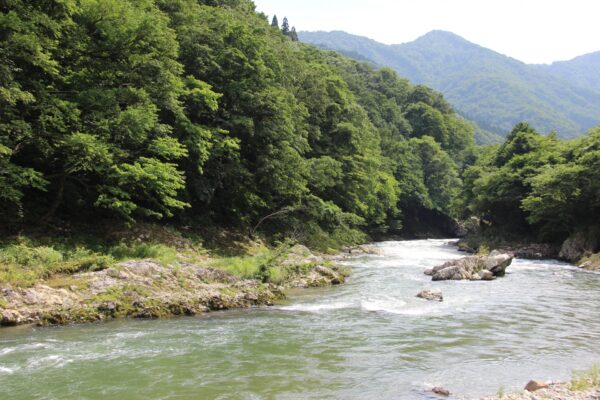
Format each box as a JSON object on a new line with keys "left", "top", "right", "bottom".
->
{"left": 1, "top": 239, "right": 599, "bottom": 399}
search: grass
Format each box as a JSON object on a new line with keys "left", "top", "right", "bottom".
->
{"left": 0, "top": 242, "right": 114, "bottom": 287}
{"left": 579, "top": 253, "right": 600, "bottom": 270}
{"left": 496, "top": 384, "right": 505, "bottom": 398}
{"left": 0, "top": 237, "right": 180, "bottom": 287}
{"left": 109, "top": 243, "right": 178, "bottom": 265}
{"left": 477, "top": 244, "right": 490, "bottom": 256}
{"left": 209, "top": 243, "right": 293, "bottom": 283}
{"left": 0, "top": 225, "right": 333, "bottom": 289}
{"left": 570, "top": 363, "right": 600, "bottom": 391}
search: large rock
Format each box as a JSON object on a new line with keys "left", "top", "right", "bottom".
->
{"left": 1, "top": 309, "right": 22, "bottom": 326}
{"left": 427, "top": 252, "right": 514, "bottom": 281}
{"left": 281, "top": 244, "right": 324, "bottom": 266}
{"left": 559, "top": 230, "right": 599, "bottom": 262}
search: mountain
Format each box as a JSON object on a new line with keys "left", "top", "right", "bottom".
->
{"left": 299, "top": 30, "right": 600, "bottom": 139}
{"left": 536, "top": 51, "right": 600, "bottom": 93}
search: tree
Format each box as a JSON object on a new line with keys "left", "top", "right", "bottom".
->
{"left": 271, "top": 15, "right": 279, "bottom": 28}
{"left": 290, "top": 26, "right": 299, "bottom": 42}
{"left": 281, "top": 17, "right": 290, "bottom": 35}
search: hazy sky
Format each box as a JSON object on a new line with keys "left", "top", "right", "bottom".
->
{"left": 253, "top": 0, "right": 600, "bottom": 64}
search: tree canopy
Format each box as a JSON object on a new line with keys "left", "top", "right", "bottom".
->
{"left": 1, "top": 0, "right": 476, "bottom": 248}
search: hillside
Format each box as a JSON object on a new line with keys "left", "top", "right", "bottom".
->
{"left": 537, "top": 51, "right": 600, "bottom": 93}
{"left": 1, "top": 0, "right": 475, "bottom": 246}
{"left": 299, "top": 30, "right": 600, "bottom": 139}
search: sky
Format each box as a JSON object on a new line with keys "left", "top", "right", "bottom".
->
{"left": 253, "top": 0, "right": 600, "bottom": 64}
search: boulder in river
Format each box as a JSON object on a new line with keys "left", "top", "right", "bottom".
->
{"left": 425, "top": 251, "right": 514, "bottom": 281}
{"left": 416, "top": 289, "right": 443, "bottom": 302}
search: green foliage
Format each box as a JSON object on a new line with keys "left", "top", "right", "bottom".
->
{"left": 570, "top": 363, "right": 600, "bottom": 391}
{"left": 1, "top": 0, "right": 474, "bottom": 245}
{"left": 460, "top": 122, "right": 600, "bottom": 243}
{"left": 109, "top": 243, "right": 178, "bottom": 265}
{"left": 0, "top": 241, "right": 114, "bottom": 287}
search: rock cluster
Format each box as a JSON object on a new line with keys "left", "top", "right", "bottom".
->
{"left": 425, "top": 251, "right": 513, "bottom": 281}
{"left": 0, "top": 246, "right": 347, "bottom": 327}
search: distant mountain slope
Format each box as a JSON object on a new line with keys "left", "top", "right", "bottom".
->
{"left": 299, "top": 30, "right": 600, "bottom": 139}
{"left": 537, "top": 51, "right": 600, "bottom": 94}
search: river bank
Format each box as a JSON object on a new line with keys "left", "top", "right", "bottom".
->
{"left": 481, "top": 384, "right": 600, "bottom": 400}
{"left": 479, "top": 364, "right": 600, "bottom": 400}
{"left": 0, "top": 224, "right": 365, "bottom": 327}
{"left": 456, "top": 233, "right": 600, "bottom": 271}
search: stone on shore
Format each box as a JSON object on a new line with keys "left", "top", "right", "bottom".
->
{"left": 524, "top": 380, "right": 549, "bottom": 392}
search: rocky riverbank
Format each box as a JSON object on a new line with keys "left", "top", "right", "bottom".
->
{"left": 0, "top": 244, "right": 355, "bottom": 327}
{"left": 480, "top": 381, "right": 600, "bottom": 400}
{"left": 455, "top": 221, "right": 600, "bottom": 271}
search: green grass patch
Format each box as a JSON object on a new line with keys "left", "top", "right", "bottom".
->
{"left": 0, "top": 241, "right": 114, "bottom": 287}
{"left": 210, "top": 248, "right": 275, "bottom": 280}
{"left": 570, "top": 363, "right": 600, "bottom": 391}
{"left": 108, "top": 243, "right": 178, "bottom": 265}
{"left": 209, "top": 241, "right": 302, "bottom": 284}
{"left": 580, "top": 253, "right": 600, "bottom": 270}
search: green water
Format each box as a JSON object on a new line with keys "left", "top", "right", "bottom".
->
{"left": 1, "top": 240, "right": 600, "bottom": 399}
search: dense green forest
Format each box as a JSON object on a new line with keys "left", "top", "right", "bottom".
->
{"left": 0, "top": 0, "right": 473, "bottom": 250}
{"left": 458, "top": 122, "right": 600, "bottom": 253}
{"left": 299, "top": 30, "right": 600, "bottom": 141}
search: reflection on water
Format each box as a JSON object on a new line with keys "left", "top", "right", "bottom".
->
{"left": 1, "top": 239, "right": 599, "bottom": 399}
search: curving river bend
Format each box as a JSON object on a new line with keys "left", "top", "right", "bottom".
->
{"left": 1, "top": 239, "right": 600, "bottom": 399}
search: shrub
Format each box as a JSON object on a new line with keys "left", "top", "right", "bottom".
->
{"left": 109, "top": 243, "right": 178, "bottom": 265}
{"left": 570, "top": 363, "right": 600, "bottom": 391}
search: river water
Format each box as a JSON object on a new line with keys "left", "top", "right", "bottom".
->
{"left": 1, "top": 239, "right": 600, "bottom": 399}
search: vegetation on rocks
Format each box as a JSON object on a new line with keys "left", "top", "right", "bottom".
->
{"left": 0, "top": 225, "right": 350, "bottom": 326}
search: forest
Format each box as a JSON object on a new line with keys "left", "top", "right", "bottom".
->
{"left": 1, "top": 0, "right": 599, "bottom": 257}
{"left": 0, "top": 0, "right": 473, "bottom": 250}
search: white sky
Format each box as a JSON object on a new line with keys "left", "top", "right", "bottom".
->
{"left": 253, "top": 0, "right": 600, "bottom": 64}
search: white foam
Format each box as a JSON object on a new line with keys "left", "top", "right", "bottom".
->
{"left": 278, "top": 301, "right": 353, "bottom": 312}
{"left": 0, "top": 366, "right": 16, "bottom": 375}
{"left": 360, "top": 296, "right": 408, "bottom": 314}
{"left": 27, "top": 354, "right": 72, "bottom": 370}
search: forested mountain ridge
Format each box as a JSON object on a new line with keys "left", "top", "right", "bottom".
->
{"left": 536, "top": 51, "right": 600, "bottom": 94}
{"left": 299, "top": 30, "right": 600, "bottom": 140}
{"left": 0, "top": 0, "right": 474, "bottom": 248}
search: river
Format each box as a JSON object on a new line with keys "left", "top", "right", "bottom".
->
{"left": 1, "top": 239, "right": 600, "bottom": 399}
